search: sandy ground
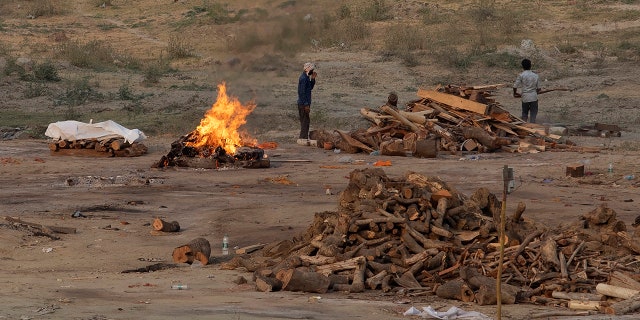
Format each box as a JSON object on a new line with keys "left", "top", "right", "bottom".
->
{"left": 1, "top": 134, "right": 639, "bottom": 320}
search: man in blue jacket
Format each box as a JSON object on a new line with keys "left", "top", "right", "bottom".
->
{"left": 297, "top": 62, "right": 316, "bottom": 140}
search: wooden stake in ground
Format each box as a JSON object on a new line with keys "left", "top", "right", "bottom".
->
{"left": 172, "top": 237, "right": 211, "bottom": 265}
{"left": 496, "top": 165, "right": 509, "bottom": 320}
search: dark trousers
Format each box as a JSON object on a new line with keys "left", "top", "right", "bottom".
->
{"left": 521, "top": 100, "right": 538, "bottom": 123}
{"left": 298, "top": 105, "right": 310, "bottom": 139}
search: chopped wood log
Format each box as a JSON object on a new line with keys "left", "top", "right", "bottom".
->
{"left": 255, "top": 274, "right": 283, "bottom": 292}
{"left": 511, "top": 201, "right": 526, "bottom": 222}
{"left": 540, "top": 238, "right": 560, "bottom": 269}
{"left": 551, "top": 291, "right": 603, "bottom": 301}
{"left": 381, "top": 105, "right": 421, "bottom": 133}
{"left": 172, "top": 237, "right": 211, "bottom": 265}
{"left": 381, "top": 274, "right": 393, "bottom": 292}
{"left": 334, "top": 130, "right": 374, "bottom": 153}
{"left": 603, "top": 293, "right": 640, "bottom": 315}
{"left": 596, "top": 283, "right": 639, "bottom": 299}
{"left": 110, "top": 139, "right": 130, "bottom": 151}
{"left": 314, "top": 256, "right": 365, "bottom": 276}
{"left": 609, "top": 271, "right": 640, "bottom": 291}
{"left": 276, "top": 268, "right": 331, "bottom": 294}
{"left": 395, "top": 271, "right": 422, "bottom": 289}
{"left": 299, "top": 255, "right": 336, "bottom": 265}
{"left": 401, "top": 228, "right": 426, "bottom": 254}
{"left": 435, "top": 279, "right": 475, "bottom": 302}
{"left": 567, "top": 300, "right": 603, "bottom": 311}
{"left": 152, "top": 218, "right": 180, "bottom": 232}
{"left": 566, "top": 163, "right": 585, "bottom": 177}
{"left": 616, "top": 231, "right": 640, "bottom": 254}
{"left": 366, "top": 270, "right": 388, "bottom": 290}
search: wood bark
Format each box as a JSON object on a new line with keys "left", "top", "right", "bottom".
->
{"left": 172, "top": 237, "right": 211, "bottom": 265}
{"left": 435, "top": 279, "right": 475, "bottom": 302}
{"left": 152, "top": 218, "right": 180, "bottom": 232}
{"left": 276, "top": 268, "right": 331, "bottom": 294}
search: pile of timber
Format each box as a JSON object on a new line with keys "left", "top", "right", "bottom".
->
{"left": 311, "top": 84, "right": 597, "bottom": 156}
{"left": 48, "top": 137, "right": 147, "bottom": 157}
{"left": 222, "top": 168, "right": 640, "bottom": 315}
{"left": 152, "top": 130, "right": 269, "bottom": 169}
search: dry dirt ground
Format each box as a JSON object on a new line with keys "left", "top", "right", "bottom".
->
{"left": 2, "top": 1, "right": 640, "bottom": 320}
{"left": 1, "top": 134, "right": 640, "bottom": 320}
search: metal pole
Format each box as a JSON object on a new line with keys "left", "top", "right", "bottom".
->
{"left": 497, "top": 165, "right": 509, "bottom": 320}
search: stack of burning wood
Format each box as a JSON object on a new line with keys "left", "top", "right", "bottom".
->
{"left": 222, "top": 168, "right": 640, "bottom": 314}
{"left": 311, "top": 84, "right": 593, "bottom": 156}
{"left": 152, "top": 130, "right": 270, "bottom": 169}
{"left": 48, "top": 137, "right": 147, "bottom": 157}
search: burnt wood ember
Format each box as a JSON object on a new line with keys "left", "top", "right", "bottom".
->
{"left": 153, "top": 131, "right": 269, "bottom": 169}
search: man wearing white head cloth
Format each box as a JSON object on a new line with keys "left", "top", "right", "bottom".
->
{"left": 297, "top": 62, "right": 317, "bottom": 140}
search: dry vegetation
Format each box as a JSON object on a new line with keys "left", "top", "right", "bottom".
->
{"left": 0, "top": 0, "right": 639, "bottom": 141}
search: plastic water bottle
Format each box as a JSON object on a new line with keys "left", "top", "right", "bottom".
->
{"left": 608, "top": 163, "right": 613, "bottom": 175}
{"left": 222, "top": 235, "right": 229, "bottom": 255}
{"left": 171, "top": 284, "right": 188, "bottom": 290}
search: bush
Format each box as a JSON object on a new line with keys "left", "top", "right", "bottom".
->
{"left": 54, "top": 77, "right": 103, "bottom": 107}
{"left": 24, "top": 82, "right": 48, "bottom": 98}
{"left": 26, "top": 0, "right": 65, "bottom": 18}
{"left": 33, "top": 61, "right": 60, "bottom": 82}
{"left": 167, "top": 35, "right": 195, "bottom": 60}
{"left": 58, "top": 40, "right": 140, "bottom": 71}
{"left": 361, "top": 0, "right": 393, "bottom": 22}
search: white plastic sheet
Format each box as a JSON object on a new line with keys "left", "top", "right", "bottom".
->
{"left": 45, "top": 120, "right": 146, "bottom": 144}
{"left": 404, "top": 306, "right": 492, "bottom": 320}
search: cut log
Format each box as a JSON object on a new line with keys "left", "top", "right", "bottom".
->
{"left": 435, "top": 279, "right": 475, "bottom": 302}
{"left": 567, "top": 300, "right": 602, "bottom": 311}
{"left": 366, "top": 270, "right": 388, "bottom": 290}
{"left": 172, "top": 237, "right": 211, "bottom": 265}
{"left": 314, "top": 256, "right": 365, "bottom": 276}
{"left": 152, "top": 218, "right": 180, "bottom": 232}
{"left": 609, "top": 271, "right": 640, "bottom": 291}
{"left": 255, "top": 274, "right": 283, "bottom": 292}
{"left": 551, "top": 291, "right": 603, "bottom": 301}
{"left": 565, "top": 163, "right": 585, "bottom": 178}
{"left": 381, "top": 105, "right": 421, "bottom": 133}
{"left": 596, "top": 283, "right": 639, "bottom": 299}
{"left": 603, "top": 293, "right": 640, "bottom": 315}
{"left": 276, "top": 268, "right": 331, "bottom": 294}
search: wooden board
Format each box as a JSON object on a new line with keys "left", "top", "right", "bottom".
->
{"left": 417, "top": 89, "right": 488, "bottom": 115}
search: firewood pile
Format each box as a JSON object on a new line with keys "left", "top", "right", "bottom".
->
{"left": 152, "top": 130, "right": 270, "bottom": 169}
{"left": 222, "top": 168, "right": 640, "bottom": 315}
{"left": 310, "top": 84, "right": 598, "bottom": 156}
{"left": 48, "top": 137, "right": 148, "bottom": 157}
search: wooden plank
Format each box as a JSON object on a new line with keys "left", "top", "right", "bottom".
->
{"left": 417, "top": 89, "right": 488, "bottom": 115}
{"left": 492, "top": 123, "right": 518, "bottom": 136}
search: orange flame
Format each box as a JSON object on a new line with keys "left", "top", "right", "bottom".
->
{"left": 187, "top": 83, "right": 256, "bottom": 154}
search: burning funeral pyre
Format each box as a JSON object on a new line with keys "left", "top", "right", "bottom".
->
{"left": 154, "top": 83, "right": 269, "bottom": 169}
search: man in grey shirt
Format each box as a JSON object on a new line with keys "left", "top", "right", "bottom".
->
{"left": 513, "top": 59, "right": 541, "bottom": 123}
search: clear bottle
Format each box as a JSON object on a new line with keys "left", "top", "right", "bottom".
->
{"left": 608, "top": 163, "right": 613, "bottom": 174}
{"left": 222, "top": 234, "right": 229, "bottom": 255}
{"left": 171, "top": 284, "right": 188, "bottom": 290}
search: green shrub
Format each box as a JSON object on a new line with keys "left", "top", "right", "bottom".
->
{"left": 33, "top": 61, "right": 61, "bottom": 82}
{"left": 54, "top": 77, "right": 103, "bottom": 107}
{"left": 3, "top": 57, "right": 24, "bottom": 76}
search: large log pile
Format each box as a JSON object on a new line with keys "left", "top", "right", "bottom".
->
{"left": 311, "top": 84, "right": 599, "bottom": 156}
{"left": 222, "top": 168, "right": 640, "bottom": 314}
{"left": 48, "top": 137, "right": 148, "bottom": 157}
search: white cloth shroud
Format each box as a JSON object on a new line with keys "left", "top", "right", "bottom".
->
{"left": 45, "top": 120, "right": 146, "bottom": 144}
{"left": 403, "top": 306, "right": 492, "bottom": 320}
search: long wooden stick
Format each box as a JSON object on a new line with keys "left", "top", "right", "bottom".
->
{"left": 497, "top": 165, "right": 509, "bottom": 320}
